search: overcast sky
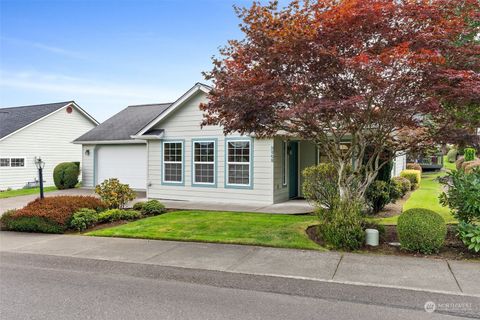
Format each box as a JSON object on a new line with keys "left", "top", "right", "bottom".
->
{"left": 0, "top": 0, "right": 260, "bottom": 122}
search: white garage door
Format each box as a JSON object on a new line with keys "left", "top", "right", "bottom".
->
{"left": 97, "top": 144, "right": 146, "bottom": 189}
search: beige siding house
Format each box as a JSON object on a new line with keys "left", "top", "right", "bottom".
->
{"left": 0, "top": 102, "right": 98, "bottom": 190}
{"left": 76, "top": 83, "right": 405, "bottom": 205}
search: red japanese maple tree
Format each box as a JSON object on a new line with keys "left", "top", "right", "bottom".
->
{"left": 202, "top": 0, "right": 480, "bottom": 201}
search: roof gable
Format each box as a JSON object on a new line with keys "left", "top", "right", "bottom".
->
{"left": 74, "top": 103, "right": 172, "bottom": 143}
{"left": 135, "top": 83, "right": 212, "bottom": 136}
{"left": 0, "top": 101, "right": 97, "bottom": 140}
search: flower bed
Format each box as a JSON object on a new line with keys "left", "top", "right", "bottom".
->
{"left": 306, "top": 224, "right": 479, "bottom": 260}
{"left": 1, "top": 196, "right": 104, "bottom": 233}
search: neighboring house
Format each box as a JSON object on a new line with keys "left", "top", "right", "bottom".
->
{"left": 0, "top": 102, "right": 98, "bottom": 190}
{"left": 76, "top": 83, "right": 406, "bottom": 205}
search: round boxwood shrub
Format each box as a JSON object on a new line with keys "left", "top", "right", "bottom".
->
{"left": 142, "top": 200, "right": 166, "bottom": 215}
{"left": 53, "top": 162, "right": 80, "bottom": 189}
{"left": 446, "top": 148, "right": 458, "bottom": 163}
{"left": 397, "top": 208, "right": 447, "bottom": 254}
{"left": 391, "top": 176, "right": 411, "bottom": 197}
{"left": 69, "top": 208, "right": 98, "bottom": 231}
{"left": 132, "top": 201, "right": 145, "bottom": 211}
{"left": 406, "top": 162, "right": 422, "bottom": 172}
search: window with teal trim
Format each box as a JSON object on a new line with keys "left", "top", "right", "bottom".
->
{"left": 227, "top": 140, "right": 250, "bottom": 186}
{"left": 193, "top": 141, "right": 215, "bottom": 184}
{"left": 163, "top": 142, "right": 183, "bottom": 183}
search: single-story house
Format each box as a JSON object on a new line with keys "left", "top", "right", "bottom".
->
{"left": 75, "top": 83, "right": 406, "bottom": 205}
{"left": 0, "top": 101, "right": 98, "bottom": 190}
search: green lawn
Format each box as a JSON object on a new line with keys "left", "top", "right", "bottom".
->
{"left": 87, "top": 210, "right": 323, "bottom": 250}
{"left": 444, "top": 160, "right": 456, "bottom": 172}
{"left": 378, "top": 171, "right": 455, "bottom": 225}
{"left": 0, "top": 186, "right": 57, "bottom": 199}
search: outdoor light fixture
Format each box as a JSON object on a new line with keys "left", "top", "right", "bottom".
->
{"left": 85, "top": 149, "right": 90, "bottom": 156}
{"left": 34, "top": 157, "right": 45, "bottom": 199}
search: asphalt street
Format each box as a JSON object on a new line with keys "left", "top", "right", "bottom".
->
{"left": 1, "top": 252, "right": 478, "bottom": 320}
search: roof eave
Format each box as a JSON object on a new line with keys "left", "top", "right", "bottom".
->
{"left": 73, "top": 139, "right": 146, "bottom": 145}
{"left": 134, "top": 83, "right": 211, "bottom": 137}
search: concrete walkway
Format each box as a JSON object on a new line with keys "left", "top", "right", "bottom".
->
{"left": 1, "top": 231, "right": 478, "bottom": 297}
{"left": 0, "top": 189, "right": 314, "bottom": 214}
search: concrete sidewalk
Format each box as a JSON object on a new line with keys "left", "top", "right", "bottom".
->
{"left": 1, "top": 231, "right": 478, "bottom": 297}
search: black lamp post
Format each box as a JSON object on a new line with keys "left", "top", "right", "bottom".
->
{"left": 34, "top": 157, "right": 45, "bottom": 199}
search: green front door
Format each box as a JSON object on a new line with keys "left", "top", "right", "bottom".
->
{"left": 288, "top": 141, "right": 298, "bottom": 198}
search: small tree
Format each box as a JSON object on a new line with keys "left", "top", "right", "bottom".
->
{"left": 201, "top": 0, "right": 480, "bottom": 203}
{"left": 95, "top": 178, "right": 136, "bottom": 209}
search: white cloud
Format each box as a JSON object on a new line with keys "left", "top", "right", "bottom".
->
{"left": 0, "top": 69, "right": 179, "bottom": 100}
{"left": 0, "top": 69, "right": 183, "bottom": 121}
{"left": 1, "top": 36, "right": 86, "bottom": 59}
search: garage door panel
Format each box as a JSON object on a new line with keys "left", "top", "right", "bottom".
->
{"left": 97, "top": 145, "right": 146, "bottom": 189}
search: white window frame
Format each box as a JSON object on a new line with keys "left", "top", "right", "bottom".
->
{"left": 193, "top": 140, "right": 216, "bottom": 185}
{"left": 282, "top": 141, "right": 288, "bottom": 186}
{"left": 0, "top": 156, "right": 26, "bottom": 168}
{"left": 226, "top": 139, "right": 251, "bottom": 187}
{"left": 0, "top": 157, "right": 10, "bottom": 167}
{"left": 162, "top": 141, "right": 183, "bottom": 184}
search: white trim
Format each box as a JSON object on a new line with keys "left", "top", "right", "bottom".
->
{"left": 0, "top": 156, "right": 27, "bottom": 169}
{"left": 136, "top": 83, "right": 211, "bottom": 136}
{"left": 130, "top": 133, "right": 164, "bottom": 140}
{"left": 74, "top": 140, "right": 146, "bottom": 145}
{"left": 69, "top": 102, "right": 99, "bottom": 126}
{"left": 162, "top": 140, "right": 184, "bottom": 184}
{"left": 193, "top": 140, "right": 216, "bottom": 185}
{"left": 0, "top": 102, "right": 98, "bottom": 142}
{"left": 226, "top": 139, "right": 252, "bottom": 187}
{"left": 282, "top": 140, "right": 288, "bottom": 186}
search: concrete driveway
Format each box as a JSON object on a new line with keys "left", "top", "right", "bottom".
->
{"left": 0, "top": 188, "right": 97, "bottom": 214}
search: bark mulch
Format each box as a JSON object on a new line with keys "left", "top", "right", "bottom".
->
{"left": 306, "top": 224, "right": 480, "bottom": 260}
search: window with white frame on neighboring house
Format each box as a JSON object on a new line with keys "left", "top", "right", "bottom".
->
{"left": 0, "top": 157, "right": 25, "bottom": 167}
{"left": 0, "top": 158, "right": 10, "bottom": 167}
{"left": 227, "top": 140, "right": 251, "bottom": 186}
{"left": 193, "top": 141, "right": 215, "bottom": 185}
{"left": 163, "top": 142, "right": 183, "bottom": 183}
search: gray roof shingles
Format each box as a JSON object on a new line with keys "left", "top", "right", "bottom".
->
{"left": 0, "top": 101, "right": 73, "bottom": 139}
{"left": 74, "top": 103, "right": 172, "bottom": 142}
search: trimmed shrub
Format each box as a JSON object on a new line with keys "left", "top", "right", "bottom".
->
{"left": 440, "top": 169, "right": 480, "bottom": 223}
{"left": 464, "top": 148, "right": 476, "bottom": 162}
{"left": 456, "top": 222, "right": 480, "bottom": 253}
{"left": 397, "top": 208, "right": 447, "bottom": 254}
{"left": 97, "top": 209, "right": 141, "bottom": 223}
{"left": 1, "top": 216, "right": 64, "bottom": 233}
{"left": 95, "top": 178, "right": 136, "bottom": 209}
{"left": 69, "top": 208, "right": 98, "bottom": 231}
{"left": 455, "top": 156, "right": 465, "bottom": 170}
{"left": 303, "top": 163, "right": 339, "bottom": 210}
{"left": 0, "top": 209, "right": 17, "bottom": 230}
{"left": 400, "top": 170, "right": 421, "bottom": 189}
{"left": 406, "top": 163, "right": 422, "bottom": 172}
{"left": 53, "top": 162, "right": 80, "bottom": 189}
{"left": 446, "top": 148, "right": 458, "bottom": 163}
{"left": 5, "top": 196, "right": 104, "bottom": 233}
{"left": 376, "top": 160, "right": 393, "bottom": 182}
{"left": 462, "top": 159, "right": 480, "bottom": 173}
{"left": 391, "top": 176, "right": 411, "bottom": 197}
{"left": 366, "top": 181, "right": 391, "bottom": 214}
{"left": 317, "top": 199, "right": 365, "bottom": 250}
{"left": 132, "top": 201, "right": 145, "bottom": 211}
{"left": 142, "top": 200, "right": 166, "bottom": 215}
